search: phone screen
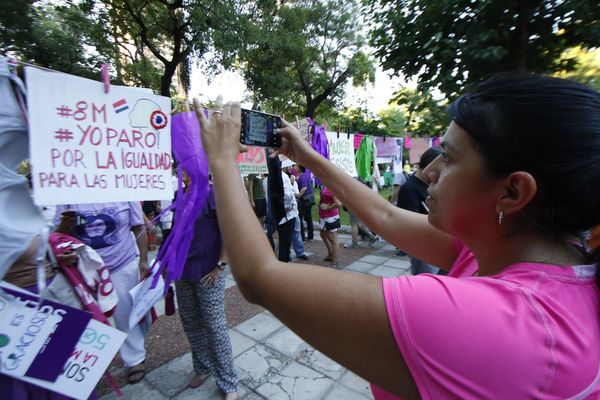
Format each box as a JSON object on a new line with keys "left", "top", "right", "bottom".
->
{"left": 240, "top": 109, "right": 282, "bottom": 148}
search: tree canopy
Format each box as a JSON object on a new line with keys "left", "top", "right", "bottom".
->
{"left": 239, "top": 0, "right": 375, "bottom": 118}
{"left": 369, "top": 0, "right": 600, "bottom": 98}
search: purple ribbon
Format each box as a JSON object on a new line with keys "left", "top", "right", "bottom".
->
{"left": 151, "top": 111, "right": 209, "bottom": 291}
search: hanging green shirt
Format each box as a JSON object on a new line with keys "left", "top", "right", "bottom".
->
{"left": 355, "top": 136, "right": 374, "bottom": 183}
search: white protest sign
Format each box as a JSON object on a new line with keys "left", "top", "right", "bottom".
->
{"left": 17, "top": 319, "right": 126, "bottom": 400}
{"left": 129, "top": 267, "right": 165, "bottom": 329}
{"left": 295, "top": 117, "right": 311, "bottom": 142}
{"left": 236, "top": 146, "right": 268, "bottom": 174}
{"left": 326, "top": 132, "right": 358, "bottom": 177}
{"left": 392, "top": 138, "right": 404, "bottom": 174}
{"left": 27, "top": 67, "right": 173, "bottom": 205}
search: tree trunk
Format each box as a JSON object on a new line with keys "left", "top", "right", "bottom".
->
{"left": 511, "top": 0, "right": 541, "bottom": 70}
{"left": 305, "top": 101, "right": 316, "bottom": 118}
{"left": 160, "top": 62, "right": 178, "bottom": 97}
{"left": 176, "top": 62, "right": 188, "bottom": 98}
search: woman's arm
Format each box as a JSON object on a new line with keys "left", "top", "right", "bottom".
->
{"left": 281, "top": 126, "right": 457, "bottom": 269}
{"left": 196, "top": 100, "right": 419, "bottom": 398}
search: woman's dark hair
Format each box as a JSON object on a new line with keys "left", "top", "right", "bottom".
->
{"left": 419, "top": 147, "right": 442, "bottom": 170}
{"left": 448, "top": 73, "right": 600, "bottom": 254}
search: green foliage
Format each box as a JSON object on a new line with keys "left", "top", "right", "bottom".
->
{"left": 555, "top": 47, "right": 600, "bottom": 92}
{"left": 390, "top": 88, "right": 450, "bottom": 137}
{"left": 102, "top": 0, "right": 245, "bottom": 96}
{"left": 368, "top": 0, "right": 600, "bottom": 98}
{"left": 239, "top": 0, "right": 375, "bottom": 118}
{"left": 1, "top": 2, "right": 112, "bottom": 79}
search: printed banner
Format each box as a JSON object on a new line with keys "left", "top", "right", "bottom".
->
{"left": 326, "top": 132, "right": 357, "bottom": 177}
{"left": 374, "top": 136, "right": 400, "bottom": 157}
{"left": 27, "top": 67, "right": 173, "bottom": 205}
{"left": 129, "top": 267, "right": 165, "bottom": 330}
{"left": 0, "top": 283, "right": 126, "bottom": 400}
{"left": 237, "top": 146, "right": 267, "bottom": 174}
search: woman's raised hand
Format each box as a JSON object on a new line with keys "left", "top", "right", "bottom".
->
{"left": 194, "top": 96, "right": 246, "bottom": 166}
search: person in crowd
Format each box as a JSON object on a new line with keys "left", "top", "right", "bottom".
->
{"left": 344, "top": 178, "right": 378, "bottom": 249}
{"left": 397, "top": 147, "right": 443, "bottom": 275}
{"left": 142, "top": 200, "right": 160, "bottom": 251}
{"left": 53, "top": 202, "right": 149, "bottom": 384}
{"left": 318, "top": 186, "right": 342, "bottom": 268}
{"left": 175, "top": 171, "right": 238, "bottom": 399}
{"left": 295, "top": 165, "right": 315, "bottom": 241}
{"left": 276, "top": 159, "right": 299, "bottom": 262}
{"left": 289, "top": 172, "right": 309, "bottom": 260}
{"left": 195, "top": 73, "right": 600, "bottom": 399}
{"left": 390, "top": 169, "right": 409, "bottom": 206}
{"left": 246, "top": 173, "right": 267, "bottom": 227}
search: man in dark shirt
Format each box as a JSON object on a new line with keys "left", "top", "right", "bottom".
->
{"left": 397, "top": 147, "right": 443, "bottom": 275}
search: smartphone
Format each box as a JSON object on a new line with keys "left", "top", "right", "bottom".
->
{"left": 240, "top": 109, "right": 282, "bottom": 148}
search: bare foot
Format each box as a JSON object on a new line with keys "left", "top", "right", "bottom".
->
{"left": 189, "top": 373, "right": 211, "bottom": 388}
{"left": 224, "top": 392, "right": 239, "bottom": 400}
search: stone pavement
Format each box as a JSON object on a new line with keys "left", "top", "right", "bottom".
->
{"left": 101, "top": 234, "right": 412, "bottom": 400}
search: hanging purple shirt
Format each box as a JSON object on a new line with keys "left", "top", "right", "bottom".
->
{"left": 179, "top": 187, "right": 222, "bottom": 282}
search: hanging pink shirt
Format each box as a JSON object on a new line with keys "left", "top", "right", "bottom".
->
{"left": 373, "top": 240, "right": 600, "bottom": 399}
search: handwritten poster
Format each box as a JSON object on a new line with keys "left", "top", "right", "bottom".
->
{"left": 237, "top": 146, "right": 268, "bottom": 174}
{"left": 26, "top": 67, "right": 173, "bottom": 205}
{"left": 295, "top": 117, "right": 311, "bottom": 142}
{"left": 129, "top": 268, "right": 165, "bottom": 330}
{"left": 326, "top": 132, "right": 357, "bottom": 177}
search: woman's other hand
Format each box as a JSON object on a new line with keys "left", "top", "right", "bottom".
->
{"left": 273, "top": 119, "right": 315, "bottom": 165}
{"left": 194, "top": 96, "right": 246, "bottom": 167}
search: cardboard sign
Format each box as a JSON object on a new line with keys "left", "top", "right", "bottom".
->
{"left": 129, "top": 266, "right": 165, "bottom": 330}
{"left": 0, "top": 284, "right": 91, "bottom": 382}
{"left": 326, "top": 132, "right": 358, "bottom": 177}
{"left": 236, "top": 146, "right": 268, "bottom": 174}
{"left": 295, "top": 117, "right": 311, "bottom": 142}
{"left": 26, "top": 67, "right": 173, "bottom": 205}
{"left": 0, "top": 283, "right": 126, "bottom": 400}
{"left": 408, "top": 137, "right": 432, "bottom": 164}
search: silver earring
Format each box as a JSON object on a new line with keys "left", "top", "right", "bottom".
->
{"left": 498, "top": 210, "right": 504, "bottom": 225}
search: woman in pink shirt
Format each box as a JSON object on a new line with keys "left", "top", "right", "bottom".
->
{"left": 318, "top": 186, "right": 342, "bottom": 268}
{"left": 195, "top": 75, "right": 600, "bottom": 399}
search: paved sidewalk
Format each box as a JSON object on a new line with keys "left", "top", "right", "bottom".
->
{"left": 101, "top": 236, "right": 412, "bottom": 399}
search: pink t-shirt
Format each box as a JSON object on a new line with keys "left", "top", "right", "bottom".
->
{"left": 373, "top": 240, "right": 600, "bottom": 399}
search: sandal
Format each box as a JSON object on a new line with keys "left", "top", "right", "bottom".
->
{"left": 127, "top": 362, "right": 146, "bottom": 384}
{"left": 329, "top": 263, "right": 340, "bottom": 269}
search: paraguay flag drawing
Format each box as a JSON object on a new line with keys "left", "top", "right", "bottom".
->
{"left": 113, "top": 99, "right": 129, "bottom": 114}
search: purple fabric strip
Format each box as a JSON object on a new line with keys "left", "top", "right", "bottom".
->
{"left": 310, "top": 123, "right": 329, "bottom": 187}
{"left": 151, "top": 111, "right": 209, "bottom": 291}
